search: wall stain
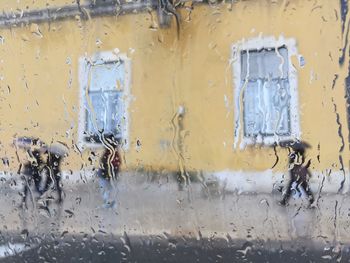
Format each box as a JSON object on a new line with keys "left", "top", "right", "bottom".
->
{"left": 346, "top": 69, "right": 350, "bottom": 145}
{"left": 332, "top": 95, "right": 346, "bottom": 193}
{"left": 271, "top": 143, "right": 279, "bottom": 169}
{"left": 332, "top": 98, "right": 345, "bottom": 152}
{"left": 337, "top": 155, "right": 346, "bottom": 193}
{"left": 340, "top": 0, "right": 348, "bottom": 33}
{"left": 331, "top": 74, "right": 339, "bottom": 89}
{"left": 338, "top": 21, "right": 349, "bottom": 66}
{"left": 340, "top": 1, "right": 350, "bottom": 149}
{"left": 339, "top": 0, "right": 349, "bottom": 65}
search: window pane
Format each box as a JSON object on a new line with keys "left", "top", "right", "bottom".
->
{"left": 84, "top": 60, "right": 125, "bottom": 142}
{"left": 243, "top": 81, "right": 262, "bottom": 136}
{"left": 108, "top": 92, "right": 124, "bottom": 136}
{"left": 86, "top": 91, "right": 122, "bottom": 136}
{"left": 89, "top": 62, "right": 124, "bottom": 92}
{"left": 241, "top": 47, "right": 288, "bottom": 80}
{"left": 243, "top": 79, "right": 291, "bottom": 137}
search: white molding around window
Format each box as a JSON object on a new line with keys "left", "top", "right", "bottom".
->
{"left": 78, "top": 50, "right": 131, "bottom": 150}
{"left": 232, "top": 36, "right": 301, "bottom": 149}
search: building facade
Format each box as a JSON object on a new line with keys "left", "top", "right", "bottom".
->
{"left": 0, "top": 0, "right": 348, "bottom": 192}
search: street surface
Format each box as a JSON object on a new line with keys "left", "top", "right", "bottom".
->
{"left": 0, "top": 173, "right": 349, "bottom": 262}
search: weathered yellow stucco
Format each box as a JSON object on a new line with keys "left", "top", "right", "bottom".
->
{"left": 0, "top": 0, "right": 93, "bottom": 10}
{"left": 0, "top": 0, "right": 348, "bottom": 176}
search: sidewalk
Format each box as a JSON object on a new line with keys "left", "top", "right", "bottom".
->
{"left": 0, "top": 172, "right": 349, "bottom": 249}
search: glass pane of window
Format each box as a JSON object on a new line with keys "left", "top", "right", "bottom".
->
{"left": 241, "top": 47, "right": 289, "bottom": 80}
{"left": 243, "top": 79, "right": 291, "bottom": 137}
{"left": 89, "top": 62, "right": 124, "bottom": 92}
{"left": 85, "top": 91, "right": 122, "bottom": 137}
{"left": 84, "top": 60, "right": 125, "bottom": 142}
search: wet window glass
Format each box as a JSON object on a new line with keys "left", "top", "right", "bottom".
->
{"left": 0, "top": 0, "right": 349, "bottom": 262}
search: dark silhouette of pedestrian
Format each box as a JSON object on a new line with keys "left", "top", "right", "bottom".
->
{"left": 21, "top": 148, "right": 46, "bottom": 208}
{"left": 42, "top": 142, "right": 69, "bottom": 204}
{"left": 279, "top": 150, "right": 314, "bottom": 206}
{"left": 44, "top": 153, "right": 64, "bottom": 203}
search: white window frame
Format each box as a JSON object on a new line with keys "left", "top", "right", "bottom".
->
{"left": 232, "top": 36, "right": 300, "bottom": 149}
{"left": 78, "top": 50, "right": 131, "bottom": 150}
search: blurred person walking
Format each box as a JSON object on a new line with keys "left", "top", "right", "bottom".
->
{"left": 14, "top": 137, "right": 47, "bottom": 209}
{"left": 42, "top": 142, "right": 69, "bottom": 204}
{"left": 279, "top": 140, "right": 314, "bottom": 207}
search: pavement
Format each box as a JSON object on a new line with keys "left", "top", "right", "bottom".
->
{"left": 0, "top": 172, "right": 350, "bottom": 262}
{"left": 0, "top": 233, "right": 348, "bottom": 263}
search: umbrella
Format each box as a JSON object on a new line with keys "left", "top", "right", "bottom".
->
{"left": 46, "top": 142, "right": 69, "bottom": 157}
{"left": 278, "top": 139, "right": 311, "bottom": 151}
{"left": 278, "top": 139, "right": 311, "bottom": 157}
{"left": 13, "top": 137, "right": 46, "bottom": 151}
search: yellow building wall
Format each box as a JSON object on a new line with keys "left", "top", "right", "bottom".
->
{"left": 0, "top": 0, "right": 104, "bottom": 10}
{"left": 0, "top": 0, "right": 347, "bottom": 175}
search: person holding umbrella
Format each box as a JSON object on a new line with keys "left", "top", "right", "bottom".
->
{"left": 13, "top": 137, "right": 47, "bottom": 208}
{"left": 278, "top": 140, "right": 315, "bottom": 207}
{"left": 42, "top": 142, "right": 69, "bottom": 204}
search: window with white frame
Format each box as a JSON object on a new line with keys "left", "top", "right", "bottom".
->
{"left": 79, "top": 52, "right": 130, "bottom": 146}
{"left": 233, "top": 37, "right": 300, "bottom": 147}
